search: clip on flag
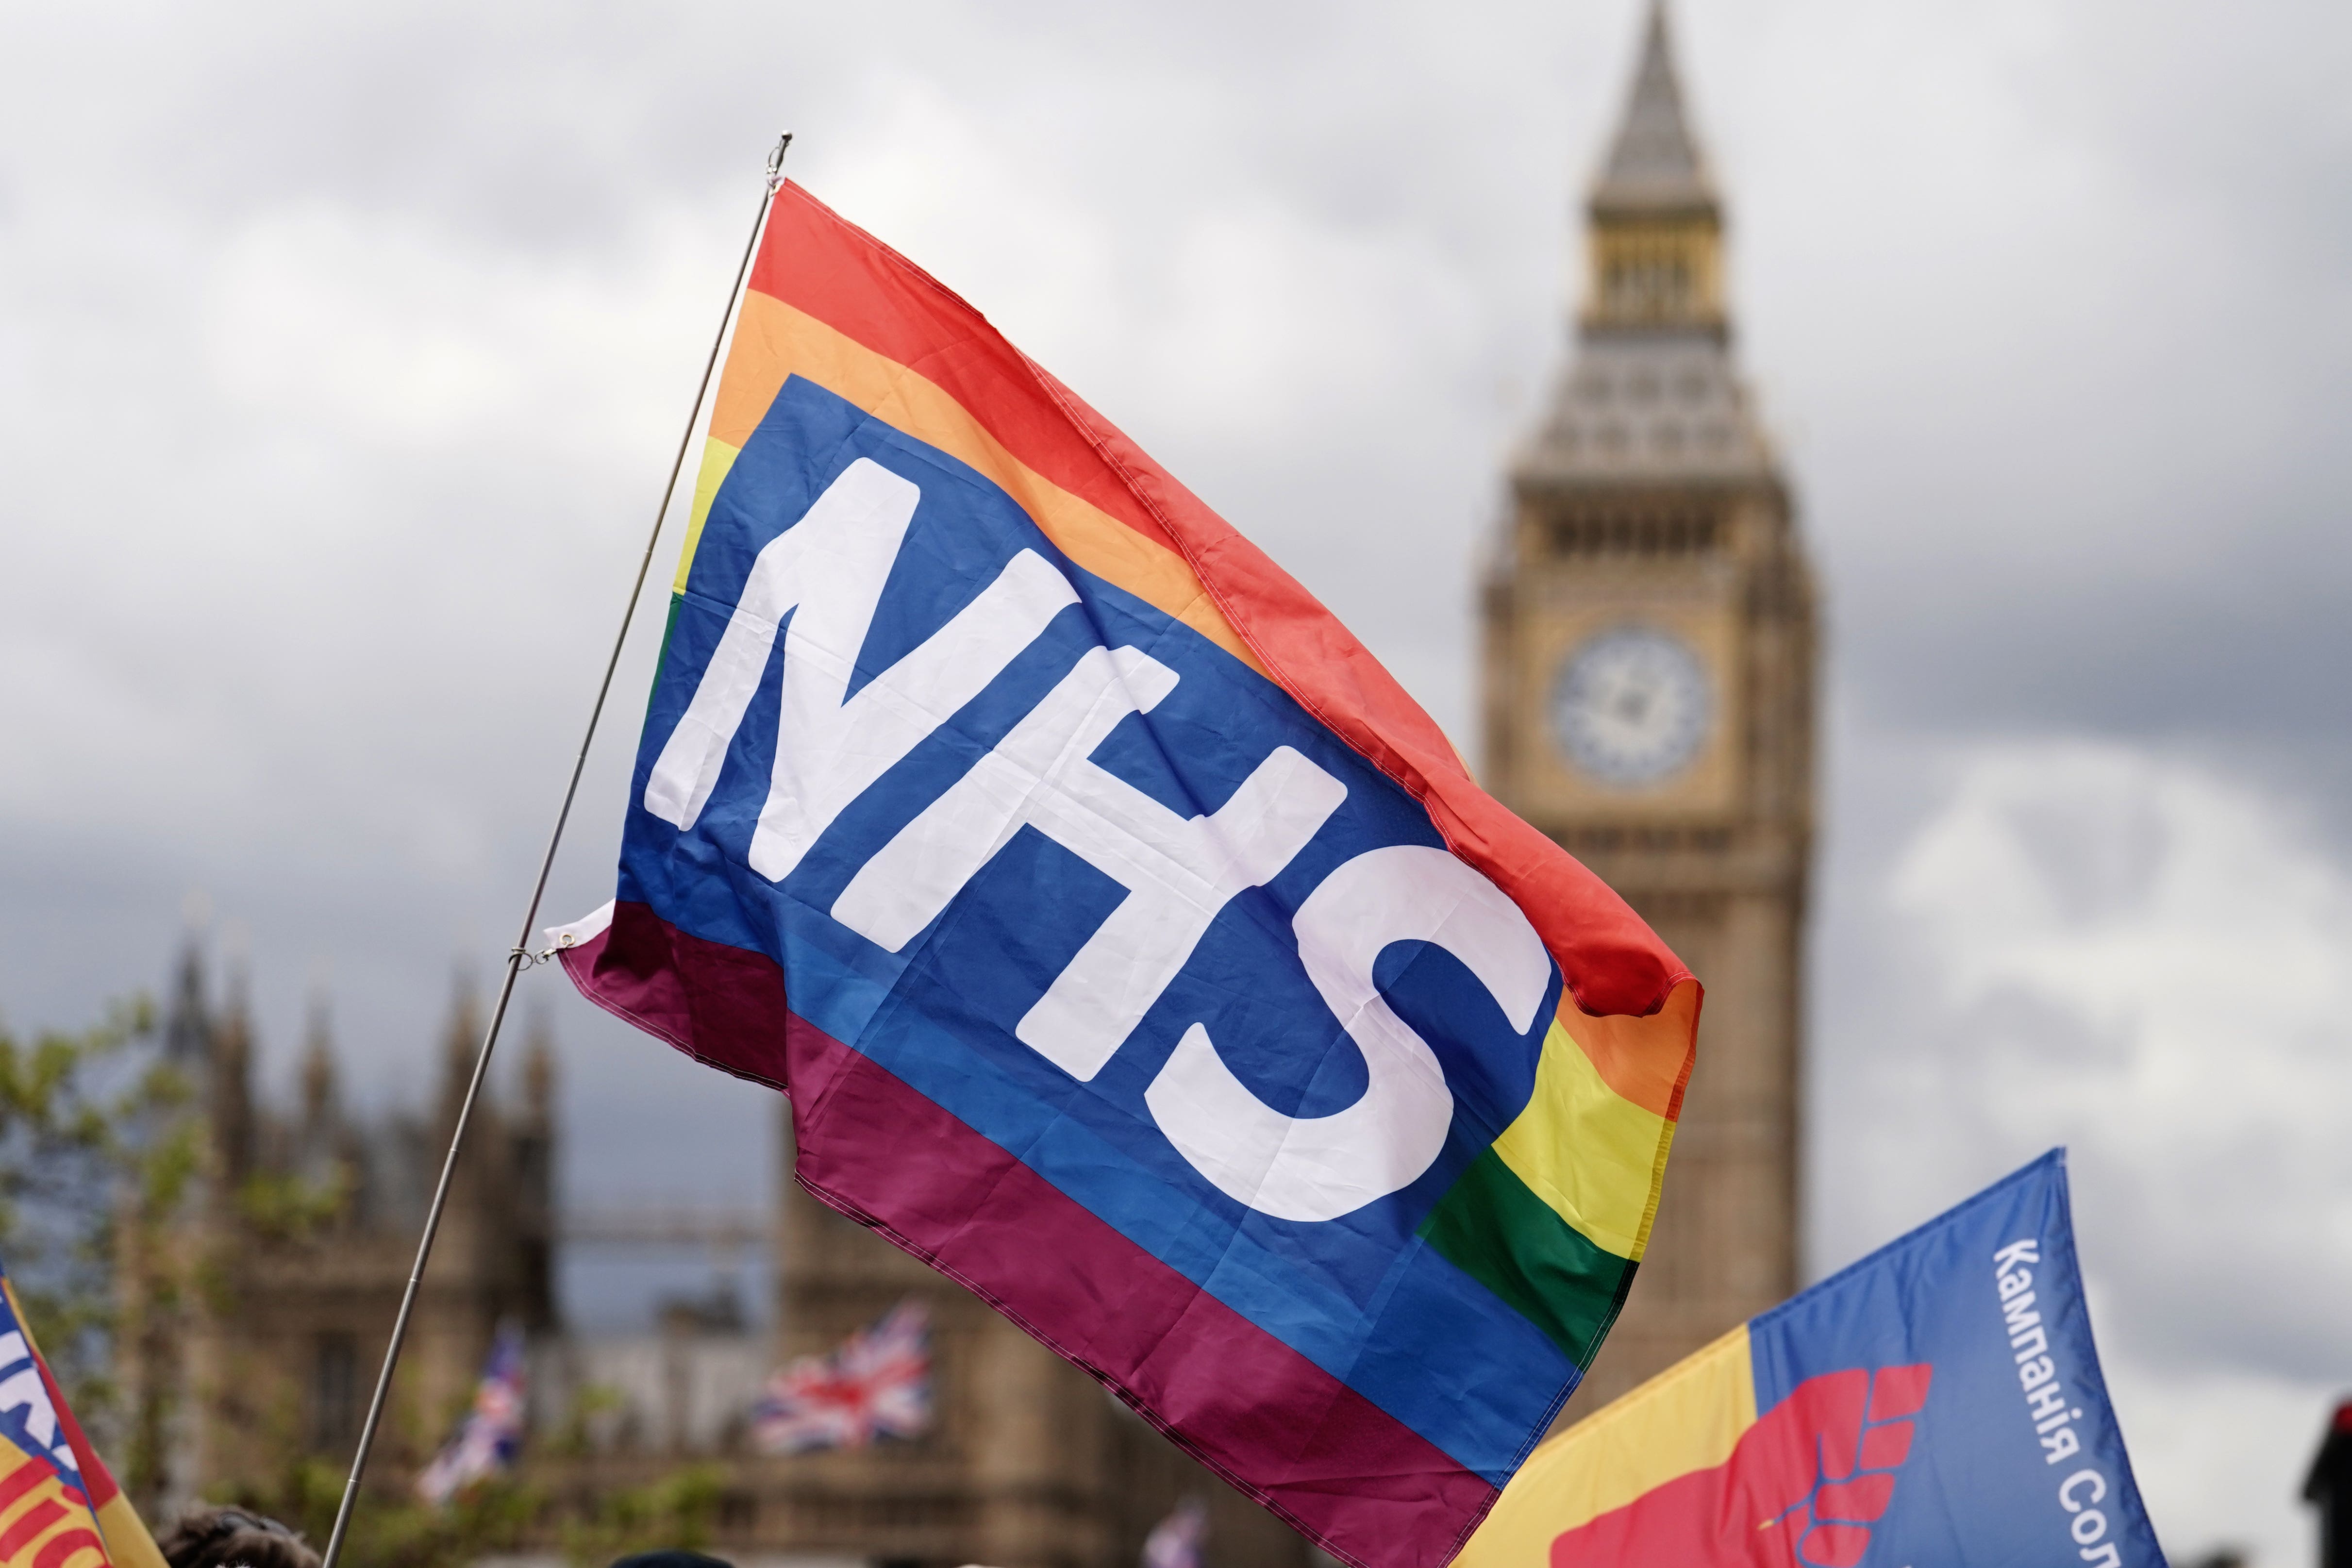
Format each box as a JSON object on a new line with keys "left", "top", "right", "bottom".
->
{"left": 0, "top": 1266, "right": 167, "bottom": 1568}
{"left": 1455, "top": 1151, "right": 2159, "bottom": 1568}
{"left": 553, "top": 178, "right": 1701, "bottom": 1568}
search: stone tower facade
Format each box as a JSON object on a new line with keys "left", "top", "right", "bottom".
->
{"left": 150, "top": 948, "right": 556, "bottom": 1512}
{"left": 1482, "top": 2, "right": 1815, "bottom": 1414}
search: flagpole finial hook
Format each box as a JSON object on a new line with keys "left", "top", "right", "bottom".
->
{"left": 767, "top": 132, "right": 794, "bottom": 191}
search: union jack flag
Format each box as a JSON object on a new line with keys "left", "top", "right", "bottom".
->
{"left": 416, "top": 1325, "right": 526, "bottom": 1504}
{"left": 1142, "top": 1498, "right": 1208, "bottom": 1568}
{"left": 752, "top": 1298, "right": 931, "bottom": 1453}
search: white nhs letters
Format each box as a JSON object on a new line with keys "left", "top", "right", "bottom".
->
{"left": 647, "top": 458, "right": 1553, "bottom": 1220}
{"left": 1148, "top": 845, "right": 1550, "bottom": 1222}
{"left": 643, "top": 458, "right": 1078, "bottom": 882}
{"left": 831, "top": 647, "right": 1347, "bottom": 1081}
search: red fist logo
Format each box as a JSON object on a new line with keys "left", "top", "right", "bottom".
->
{"left": 1551, "top": 1364, "right": 1933, "bottom": 1568}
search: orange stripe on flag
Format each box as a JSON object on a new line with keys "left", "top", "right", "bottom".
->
{"left": 706, "top": 290, "right": 1264, "bottom": 674}
{"left": 747, "top": 188, "right": 1192, "bottom": 562}
{"left": 1558, "top": 981, "right": 1701, "bottom": 1122}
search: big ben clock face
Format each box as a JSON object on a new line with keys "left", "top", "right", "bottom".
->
{"left": 1549, "top": 626, "right": 1713, "bottom": 786}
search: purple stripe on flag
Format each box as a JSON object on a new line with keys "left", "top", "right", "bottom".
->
{"left": 562, "top": 901, "right": 1501, "bottom": 1568}
{"left": 560, "top": 899, "right": 794, "bottom": 1092}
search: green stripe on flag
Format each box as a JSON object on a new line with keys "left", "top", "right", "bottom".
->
{"left": 1418, "top": 1149, "right": 1638, "bottom": 1369}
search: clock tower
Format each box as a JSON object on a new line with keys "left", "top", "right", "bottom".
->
{"left": 1482, "top": 0, "right": 1816, "bottom": 1413}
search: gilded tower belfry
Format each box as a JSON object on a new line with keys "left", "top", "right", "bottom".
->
{"left": 1483, "top": 1, "right": 1815, "bottom": 1413}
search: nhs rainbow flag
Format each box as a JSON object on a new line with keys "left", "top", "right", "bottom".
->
{"left": 1456, "top": 1151, "right": 2159, "bottom": 1568}
{"left": 557, "top": 182, "right": 1699, "bottom": 1568}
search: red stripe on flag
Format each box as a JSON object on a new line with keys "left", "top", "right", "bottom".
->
{"left": 0, "top": 1462, "right": 49, "bottom": 1518}
{"left": 749, "top": 189, "right": 1186, "bottom": 562}
{"left": 0, "top": 1500, "right": 69, "bottom": 1562}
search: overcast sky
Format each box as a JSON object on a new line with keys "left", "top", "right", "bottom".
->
{"left": 3, "top": 0, "right": 2348, "bottom": 1561}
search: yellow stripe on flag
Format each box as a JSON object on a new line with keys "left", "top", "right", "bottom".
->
{"left": 1493, "top": 1018, "right": 1675, "bottom": 1261}
{"left": 91, "top": 1493, "right": 165, "bottom": 1568}
{"left": 672, "top": 436, "right": 744, "bottom": 595}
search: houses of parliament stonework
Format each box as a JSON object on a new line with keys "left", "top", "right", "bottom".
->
{"left": 164, "top": 6, "right": 1809, "bottom": 1564}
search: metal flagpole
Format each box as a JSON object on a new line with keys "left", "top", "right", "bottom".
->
{"left": 318, "top": 131, "right": 792, "bottom": 1568}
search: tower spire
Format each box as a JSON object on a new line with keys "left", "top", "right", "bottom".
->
{"left": 302, "top": 989, "right": 339, "bottom": 1128}
{"left": 1592, "top": 0, "right": 1714, "bottom": 216}
{"left": 1513, "top": 0, "right": 1769, "bottom": 486}
{"left": 438, "top": 969, "right": 484, "bottom": 1135}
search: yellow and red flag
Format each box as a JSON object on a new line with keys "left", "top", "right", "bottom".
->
{"left": 0, "top": 1274, "right": 164, "bottom": 1568}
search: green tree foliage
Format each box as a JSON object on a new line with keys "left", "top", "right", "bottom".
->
{"left": 0, "top": 999, "right": 198, "bottom": 1478}
{"left": 3, "top": 994, "right": 738, "bottom": 1568}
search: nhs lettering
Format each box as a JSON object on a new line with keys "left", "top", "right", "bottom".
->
{"left": 625, "top": 381, "right": 1556, "bottom": 1229}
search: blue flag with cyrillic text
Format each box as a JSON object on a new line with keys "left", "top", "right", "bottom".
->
{"left": 1461, "top": 1150, "right": 2167, "bottom": 1568}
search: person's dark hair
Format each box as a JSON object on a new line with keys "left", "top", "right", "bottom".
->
{"left": 157, "top": 1506, "right": 321, "bottom": 1568}
{"left": 607, "top": 1553, "right": 734, "bottom": 1568}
